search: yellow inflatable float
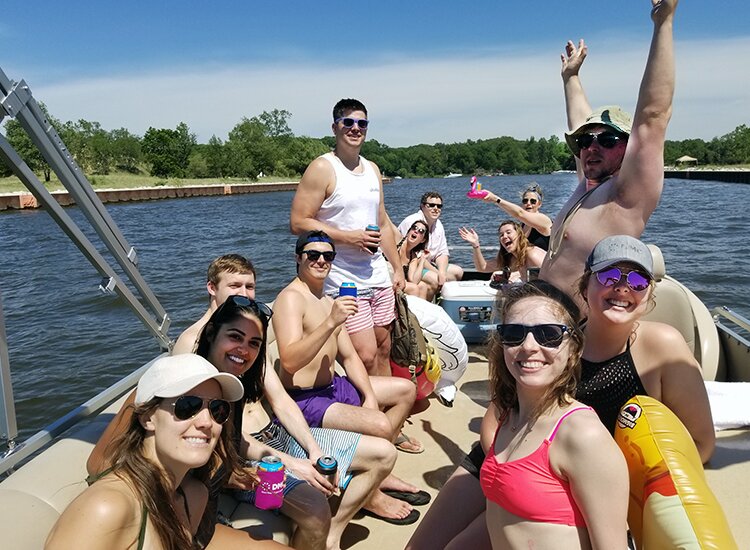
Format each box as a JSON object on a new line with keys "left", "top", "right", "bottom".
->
{"left": 614, "top": 396, "right": 736, "bottom": 549}
{"left": 391, "top": 335, "right": 441, "bottom": 400}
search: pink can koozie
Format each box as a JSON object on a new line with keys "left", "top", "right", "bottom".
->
{"left": 255, "top": 456, "right": 285, "bottom": 510}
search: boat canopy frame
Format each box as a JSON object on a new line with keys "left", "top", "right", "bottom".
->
{"left": 0, "top": 65, "right": 172, "bottom": 472}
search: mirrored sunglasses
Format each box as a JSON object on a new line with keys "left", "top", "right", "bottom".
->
{"left": 171, "top": 395, "right": 232, "bottom": 424}
{"left": 522, "top": 197, "right": 538, "bottom": 205}
{"left": 410, "top": 225, "right": 427, "bottom": 235}
{"left": 496, "top": 323, "right": 569, "bottom": 348}
{"left": 575, "top": 131, "right": 623, "bottom": 150}
{"left": 302, "top": 249, "right": 337, "bottom": 262}
{"left": 335, "top": 117, "right": 369, "bottom": 129}
{"left": 224, "top": 295, "right": 274, "bottom": 319}
{"left": 594, "top": 267, "right": 651, "bottom": 292}
{"left": 423, "top": 202, "right": 443, "bottom": 210}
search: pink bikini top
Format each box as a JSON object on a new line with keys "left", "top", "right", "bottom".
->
{"left": 480, "top": 406, "right": 593, "bottom": 527}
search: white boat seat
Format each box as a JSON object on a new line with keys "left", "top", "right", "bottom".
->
{"left": 642, "top": 245, "right": 722, "bottom": 381}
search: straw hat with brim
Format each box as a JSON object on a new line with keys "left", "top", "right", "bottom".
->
{"left": 565, "top": 105, "right": 633, "bottom": 157}
{"left": 585, "top": 235, "right": 654, "bottom": 278}
{"left": 135, "top": 354, "right": 245, "bottom": 404}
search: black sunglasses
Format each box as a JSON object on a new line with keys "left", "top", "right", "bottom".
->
{"left": 222, "top": 295, "right": 274, "bottom": 319}
{"left": 171, "top": 395, "right": 232, "bottom": 424}
{"left": 594, "top": 267, "right": 651, "bottom": 292}
{"left": 335, "top": 117, "right": 369, "bottom": 129}
{"left": 410, "top": 225, "right": 427, "bottom": 235}
{"left": 522, "top": 198, "right": 538, "bottom": 205}
{"left": 302, "top": 249, "right": 337, "bottom": 262}
{"left": 575, "top": 131, "right": 624, "bottom": 150}
{"left": 496, "top": 323, "right": 569, "bottom": 348}
{"left": 423, "top": 202, "right": 443, "bottom": 210}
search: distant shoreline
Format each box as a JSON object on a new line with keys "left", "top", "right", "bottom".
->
{"left": 0, "top": 171, "right": 745, "bottom": 211}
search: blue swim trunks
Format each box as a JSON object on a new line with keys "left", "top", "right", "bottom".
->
{"left": 287, "top": 374, "right": 363, "bottom": 428}
{"left": 232, "top": 422, "right": 361, "bottom": 505}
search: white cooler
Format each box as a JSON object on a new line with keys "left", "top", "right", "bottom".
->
{"left": 440, "top": 280, "right": 500, "bottom": 344}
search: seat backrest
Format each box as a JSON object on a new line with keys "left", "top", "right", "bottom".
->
{"left": 642, "top": 245, "right": 721, "bottom": 381}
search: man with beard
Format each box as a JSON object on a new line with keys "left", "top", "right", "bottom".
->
{"left": 540, "top": 0, "right": 679, "bottom": 308}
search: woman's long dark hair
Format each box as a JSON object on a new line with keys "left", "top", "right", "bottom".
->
{"left": 195, "top": 298, "right": 269, "bottom": 404}
{"left": 495, "top": 220, "right": 531, "bottom": 273}
{"left": 105, "top": 398, "right": 237, "bottom": 549}
{"left": 397, "top": 219, "right": 430, "bottom": 259}
{"left": 488, "top": 280, "right": 584, "bottom": 424}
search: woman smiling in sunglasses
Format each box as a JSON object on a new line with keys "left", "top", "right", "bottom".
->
{"left": 459, "top": 220, "right": 546, "bottom": 283}
{"left": 46, "top": 355, "right": 249, "bottom": 550}
{"left": 396, "top": 220, "right": 436, "bottom": 300}
{"left": 469, "top": 183, "right": 552, "bottom": 251}
{"left": 577, "top": 235, "right": 715, "bottom": 462}
{"left": 482, "top": 280, "right": 627, "bottom": 549}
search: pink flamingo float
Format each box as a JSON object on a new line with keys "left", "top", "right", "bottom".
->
{"left": 466, "top": 175, "right": 488, "bottom": 199}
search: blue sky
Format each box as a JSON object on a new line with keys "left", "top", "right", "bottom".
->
{"left": 2, "top": 1, "right": 749, "bottom": 147}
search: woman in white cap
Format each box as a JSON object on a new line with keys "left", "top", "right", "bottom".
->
{"left": 46, "top": 355, "right": 250, "bottom": 550}
{"left": 576, "top": 235, "right": 715, "bottom": 462}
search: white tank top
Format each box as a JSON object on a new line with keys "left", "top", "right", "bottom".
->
{"left": 317, "top": 152, "right": 392, "bottom": 291}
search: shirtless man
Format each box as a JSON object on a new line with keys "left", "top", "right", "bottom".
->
{"left": 173, "top": 253, "right": 256, "bottom": 354}
{"left": 540, "top": 0, "right": 679, "bottom": 307}
{"left": 289, "top": 98, "right": 404, "bottom": 377}
{"left": 273, "top": 230, "right": 428, "bottom": 523}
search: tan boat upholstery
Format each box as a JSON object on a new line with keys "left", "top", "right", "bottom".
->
{"left": 642, "top": 245, "right": 722, "bottom": 381}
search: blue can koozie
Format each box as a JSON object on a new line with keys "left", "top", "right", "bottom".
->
{"left": 339, "top": 282, "right": 357, "bottom": 298}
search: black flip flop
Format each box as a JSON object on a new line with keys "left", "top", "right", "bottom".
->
{"left": 382, "top": 489, "right": 432, "bottom": 506}
{"left": 361, "top": 507, "right": 421, "bottom": 525}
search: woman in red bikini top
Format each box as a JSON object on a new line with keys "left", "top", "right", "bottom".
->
{"left": 480, "top": 281, "right": 628, "bottom": 550}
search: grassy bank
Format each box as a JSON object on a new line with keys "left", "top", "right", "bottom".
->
{"left": 0, "top": 172, "right": 298, "bottom": 194}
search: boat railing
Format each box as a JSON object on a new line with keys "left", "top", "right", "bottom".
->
{"left": 0, "top": 65, "right": 171, "bottom": 470}
{"left": 713, "top": 307, "right": 750, "bottom": 343}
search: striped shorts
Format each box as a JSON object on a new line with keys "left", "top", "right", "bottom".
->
{"left": 232, "top": 423, "right": 361, "bottom": 504}
{"left": 344, "top": 286, "right": 396, "bottom": 334}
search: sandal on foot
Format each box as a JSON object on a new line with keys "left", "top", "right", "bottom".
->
{"left": 361, "top": 507, "right": 420, "bottom": 525}
{"left": 395, "top": 432, "right": 424, "bottom": 454}
{"left": 382, "top": 489, "right": 431, "bottom": 506}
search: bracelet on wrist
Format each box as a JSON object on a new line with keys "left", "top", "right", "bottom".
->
{"left": 496, "top": 198, "right": 502, "bottom": 204}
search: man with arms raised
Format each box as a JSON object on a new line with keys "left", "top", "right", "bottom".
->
{"left": 541, "top": 0, "right": 679, "bottom": 306}
{"left": 290, "top": 98, "right": 404, "bottom": 377}
{"left": 173, "top": 253, "right": 256, "bottom": 354}
{"left": 274, "top": 230, "right": 428, "bottom": 523}
{"left": 397, "top": 191, "right": 463, "bottom": 291}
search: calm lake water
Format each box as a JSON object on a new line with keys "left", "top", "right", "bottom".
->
{"left": 1, "top": 173, "right": 749, "bottom": 440}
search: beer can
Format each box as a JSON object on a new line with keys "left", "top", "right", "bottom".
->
{"left": 315, "top": 455, "right": 338, "bottom": 487}
{"left": 365, "top": 224, "right": 380, "bottom": 254}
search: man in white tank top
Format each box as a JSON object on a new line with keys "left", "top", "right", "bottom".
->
{"left": 291, "top": 98, "right": 405, "bottom": 379}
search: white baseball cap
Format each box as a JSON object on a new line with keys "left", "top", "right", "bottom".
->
{"left": 135, "top": 354, "right": 244, "bottom": 405}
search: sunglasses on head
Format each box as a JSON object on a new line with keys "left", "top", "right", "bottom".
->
{"left": 594, "top": 266, "right": 651, "bottom": 292}
{"left": 223, "top": 295, "right": 274, "bottom": 319}
{"left": 410, "top": 225, "right": 427, "bottom": 235}
{"left": 575, "top": 131, "right": 624, "bottom": 151}
{"left": 170, "top": 395, "right": 232, "bottom": 424}
{"left": 522, "top": 197, "right": 538, "bottom": 205}
{"left": 496, "top": 323, "right": 569, "bottom": 348}
{"left": 302, "top": 249, "right": 336, "bottom": 262}
{"left": 423, "top": 202, "right": 443, "bottom": 210}
{"left": 335, "top": 117, "right": 369, "bottom": 129}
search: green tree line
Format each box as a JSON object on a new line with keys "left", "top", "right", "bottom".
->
{"left": 3, "top": 105, "right": 749, "bottom": 181}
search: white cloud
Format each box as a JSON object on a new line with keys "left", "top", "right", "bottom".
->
{"left": 16, "top": 36, "right": 750, "bottom": 147}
